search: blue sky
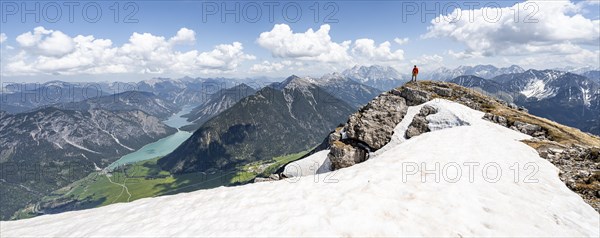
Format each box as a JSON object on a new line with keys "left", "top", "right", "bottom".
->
{"left": 1, "top": 0, "right": 599, "bottom": 82}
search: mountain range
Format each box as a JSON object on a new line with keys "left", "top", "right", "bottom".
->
{"left": 158, "top": 76, "right": 355, "bottom": 174}
{"left": 314, "top": 72, "right": 383, "bottom": 109}
{"left": 425, "top": 64, "right": 526, "bottom": 81}
{"left": 0, "top": 81, "right": 109, "bottom": 114}
{"left": 53, "top": 91, "right": 178, "bottom": 119}
{"left": 0, "top": 107, "right": 175, "bottom": 220}
{"left": 342, "top": 65, "right": 407, "bottom": 91}
{"left": 182, "top": 84, "right": 257, "bottom": 132}
{"left": 450, "top": 69, "right": 600, "bottom": 135}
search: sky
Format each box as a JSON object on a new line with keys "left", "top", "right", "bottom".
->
{"left": 0, "top": 0, "right": 599, "bottom": 82}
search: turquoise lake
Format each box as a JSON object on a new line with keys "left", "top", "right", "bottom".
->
{"left": 107, "top": 105, "right": 196, "bottom": 170}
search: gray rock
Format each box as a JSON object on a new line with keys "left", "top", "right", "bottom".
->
{"left": 327, "top": 88, "right": 416, "bottom": 171}
{"left": 433, "top": 86, "right": 453, "bottom": 97}
{"left": 513, "top": 121, "right": 544, "bottom": 137}
{"left": 518, "top": 106, "right": 529, "bottom": 113}
{"left": 344, "top": 93, "right": 408, "bottom": 150}
{"left": 269, "top": 174, "right": 280, "bottom": 180}
{"left": 328, "top": 141, "right": 368, "bottom": 170}
{"left": 535, "top": 142, "right": 600, "bottom": 211}
{"left": 392, "top": 87, "right": 432, "bottom": 106}
{"left": 328, "top": 128, "right": 342, "bottom": 145}
{"left": 482, "top": 113, "right": 508, "bottom": 127}
{"left": 405, "top": 105, "right": 438, "bottom": 139}
{"left": 419, "top": 104, "right": 438, "bottom": 116}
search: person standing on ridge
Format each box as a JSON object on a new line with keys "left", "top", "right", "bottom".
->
{"left": 411, "top": 65, "right": 419, "bottom": 82}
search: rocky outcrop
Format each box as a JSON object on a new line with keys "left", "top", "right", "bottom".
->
{"left": 326, "top": 82, "right": 497, "bottom": 171}
{"left": 511, "top": 121, "right": 546, "bottom": 138}
{"left": 343, "top": 92, "right": 409, "bottom": 150}
{"left": 326, "top": 90, "right": 409, "bottom": 170}
{"left": 529, "top": 141, "right": 600, "bottom": 212}
{"left": 483, "top": 113, "right": 547, "bottom": 139}
{"left": 392, "top": 87, "right": 432, "bottom": 106}
{"left": 329, "top": 141, "right": 369, "bottom": 170}
{"left": 482, "top": 113, "right": 508, "bottom": 127}
{"left": 405, "top": 105, "right": 438, "bottom": 139}
{"left": 432, "top": 86, "right": 453, "bottom": 97}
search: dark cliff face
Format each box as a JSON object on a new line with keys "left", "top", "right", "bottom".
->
{"left": 158, "top": 77, "right": 355, "bottom": 174}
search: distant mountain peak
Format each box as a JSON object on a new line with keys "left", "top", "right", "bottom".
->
{"left": 341, "top": 65, "right": 405, "bottom": 90}
{"left": 233, "top": 83, "right": 253, "bottom": 89}
{"left": 320, "top": 72, "right": 345, "bottom": 81}
{"left": 426, "top": 64, "right": 526, "bottom": 81}
{"left": 274, "top": 75, "right": 317, "bottom": 91}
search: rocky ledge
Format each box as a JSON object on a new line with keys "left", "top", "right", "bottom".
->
{"left": 328, "top": 86, "right": 413, "bottom": 170}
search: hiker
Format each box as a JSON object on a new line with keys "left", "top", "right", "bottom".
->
{"left": 411, "top": 65, "right": 419, "bottom": 82}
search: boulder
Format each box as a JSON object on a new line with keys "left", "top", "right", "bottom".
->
{"left": 328, "top": 141, "right": 368, "bottom": 170}
{"left": 512, "top": 121, "right": 544, "bottom": 137}
{"left": 406, "top": 105, "right": 438, "bottom": 139}
{"left": 344, "top": 93, "right": 408, "bottom": 150}
{"left": 482, "top": 113, "right": 508, "bottom": 127}
{"left": 392, "top": 87, "right": 432, "bottom": 106}
{"left": 328, "top": 127, "right": 342, "bottom": 145}
{"left": 433, "top": 86, "right": 453, "bottom": 97}
{"left": 269, "top": 174, "right": 280, "bottom": 180}
{"left": 518, "top": 106, "right": 529, "bottom": 113}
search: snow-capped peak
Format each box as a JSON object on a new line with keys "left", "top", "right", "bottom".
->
{"left": 140, "top": 77, "right": 183, "bottom": 87}
{"left": 342, "top": 65, "right": 402, "bottom": 82}
{"left": 426, "top": 64, "right": 526, "bottom": 81}
{"left": 517, "top": 70, "right": 565, "bottom": 99}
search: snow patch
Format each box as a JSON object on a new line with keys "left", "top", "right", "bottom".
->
{"left": 521, "top": 79, "right": 550, "bottom": 99}
{"left": 426, "top": 99, "right": 483, "bottom": 131}
{"left": 63, "top": 137, "right": 101, "bottom": 154}
{"left": 283, "top": 150, "right": 331, "bottom": 178}
{"left": 581, "top": 87, "right": 591, "bottom": 106}
{"left": 2, "top": 120, "right": 597, "bottom": 237}
{"left": 374, "top": 99, "right": 489, "bottom": 157}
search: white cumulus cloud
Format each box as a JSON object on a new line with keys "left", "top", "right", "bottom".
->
{"left": 352, "top": 39, "right": 404, "bottom": 62}
{"left": 16, "top": 27, "right": 75, "bottom": 57}
{"left": 394, "top": 37, "right": 409, "bottom": 45}
{"left": 257, "top": 24, "right": 351, "bottom": 63}
{"left": 257, "top": 24, "right": 407, "bottom": 68}
{"left": 250, "top": 61, "right": 286, "bottom": 73}
{"left": 424, "top": 0, "right": 600, "bottom": 57}
{"left": 169, "top": 28, "right": 196, "bottom": 45}
{"left": 411, "top": 54, "right": 444, "bottom": 68}
{"left": 3, "top": 27, "right": 254, "bottom": 76}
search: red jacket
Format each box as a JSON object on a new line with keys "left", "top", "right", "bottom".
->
{"left": 412, "top": 67, "right": 419, "bottom": 75}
